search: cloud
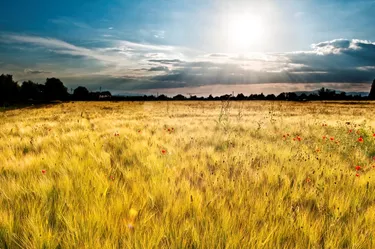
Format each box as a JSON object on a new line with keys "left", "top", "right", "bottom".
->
{"left": 148, "top": 66, "right": 170, "bottom": 72}
{"left": 142, "top": 39, "right": 375, "bottom": 90}
{"left": 208, "top": 53, "right": 229, "bottom": 58}
{"left": 149, "top": 59, "right": 183, "bottom": 64}
{"left": 2, "top": 34, "right": 375, "bottom": 93}
{"left": 24, "top": 69, "right": 51, "bottom": 74}
{"left": 0, "top": 34, "right": 187, "bottom": 72}
{"left": 49, "top": 18, "right": 92, "bottom": 29}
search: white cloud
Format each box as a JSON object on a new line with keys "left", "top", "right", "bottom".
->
{"left": 1, "top": 34, "right": 186, "bottom": 72}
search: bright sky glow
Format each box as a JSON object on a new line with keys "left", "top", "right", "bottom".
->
{"left": 0, "top": 0, "right": 375, "bottom": 95}
{"left": 226, "top": 14, "right": 265, "bottom": 52}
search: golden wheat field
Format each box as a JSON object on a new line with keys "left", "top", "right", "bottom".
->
{"left": 1, "top": 101, "right": 375, "bottom": 249}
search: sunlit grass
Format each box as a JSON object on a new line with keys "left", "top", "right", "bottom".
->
{"left": 1, "top": 101, "right": 375, "bottom": 248}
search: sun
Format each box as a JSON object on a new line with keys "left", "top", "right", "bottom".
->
{"left": 227, "top": 14, "right": 265, "bottom": 51}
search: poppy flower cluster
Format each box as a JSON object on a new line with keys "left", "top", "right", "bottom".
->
{"left": 282, "top": 134, "right": 290, "bottom": 140}
{"left": 166, "top": 127, "right": 175, "bottom": 133}
{"left": 355, "top": 165, "right": 362, "bottom": 177}
{"left": 322, "top": 123, "right": 328, "bottom": 127}
{"left": 292, "top": 136, "right": 301, "bottom": 141}
{"left": 114, "top": 132, "right": 120, "bottom": 137}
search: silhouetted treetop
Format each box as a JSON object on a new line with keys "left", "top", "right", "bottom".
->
{"left": 0, "top": 74, "right": 19, "bottom": 104}
{"left": 20, "top": 81, "right": 45, "bottom": 101}
{"left": 369, "top": 79, "right": 375, "bottom": 100}
{"left": 45, "top": 78, "right": 68, "bottom": 100}
{"left": 73, "top": 86, "right": 90, "bottom": 100}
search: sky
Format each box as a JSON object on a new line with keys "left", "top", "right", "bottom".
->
{"left": 1, "top": 0, "right": 375, "bottom": 96}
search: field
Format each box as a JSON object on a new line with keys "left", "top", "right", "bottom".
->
{"left": 1, "top": 101, "right": 375, "bottom": 248}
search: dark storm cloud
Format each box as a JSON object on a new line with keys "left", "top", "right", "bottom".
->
{"left": 148, "top": 66, "right": 170, "bottom": 72}
{"left": 24, "top": 69, "right": 51, "bottom": 74}
{"left": 140, "top": 39, "right": 375, "bottom": 89}
{"left": 288, "top": 39, "right": 375, "bottom": 70}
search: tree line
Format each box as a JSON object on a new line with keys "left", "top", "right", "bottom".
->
{"left": 1, "top": 74, "right": 375, "bottom": 105}
{"left": 0, "top": 74, "right": 111, "bottom": 105}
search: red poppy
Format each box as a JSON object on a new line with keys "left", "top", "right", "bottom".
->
{"left": 306, "top": 177, "right": 311, "bottom": 183}
{"left": 373, "top": 133, "right": 375, "bottom": 137}
{"left": 297, "top": 136, "right": 301, "bottom": 141}
{"left": 41, "top": 169, "right": 46, "bottom": 174}
{"left": 138, "top": 130, "right": 141, "bottom": 133}
{"left": 355, "top": 165, "right": 361, "bottom": 171}
{"left": 168, "top": 128, "right": 171, "bottom": 132}
{"left": 323, "top": 136, "right": 327, "bottom": 140}
{"left": 330, "top": 137, "right": 334, "bottom": 141}
{"left": 356, "top": 173, "right": 360, "bottom": 177}
{"left": 161, "top": 149, "right": 167, "bottom": 154}
{"left": 293, "top": 138, "right": 296, "bottom": 141}
{"left": 358, "top": 137, "right": 364, "bottom": 143}
{"left": 349, "top": 129, "right": 352, "bottom": 133}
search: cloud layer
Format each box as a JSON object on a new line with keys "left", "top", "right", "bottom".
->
{"left": 1, "top": 34, "right": 374, "bottom": 94}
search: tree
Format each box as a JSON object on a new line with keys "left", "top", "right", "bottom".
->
{"left": 20, "top": 81, "right": 45, "bottom": 100}
{"left": 318, "top": 87, "right": 336, "bottom": 100}
{"left": 157, "top": 94, "right": 168, "bottom": 100}
{"left": 172, "top": 94, "right": 186, "bottom": 100}
{"left": 236, "top": 93, "right": 246, "bottom": 100}
{"left": 73, "top": 86, "right": 89, "bottom": 100}
{"left": 285, "top": 92, "right": 298, "bottom": 101}
{"left": 0, "top": 74, "right": 19, "bottom": 104}
{"left": 44, "top": 78, "right": 68, "bottom": 100}
{"left": 265, "top": 94, "right": 276, "bottom": 100}
{"left": 369, "top": 79, "right": 375, "bottom": 100}
{"left": 276, "top": 93, "right": 286, "bottom": 100}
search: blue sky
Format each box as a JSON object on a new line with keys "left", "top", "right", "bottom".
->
{"left": 1, "top": 0, "right": 375, "bottom": 95}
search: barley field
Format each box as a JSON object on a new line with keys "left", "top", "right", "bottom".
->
{"left": 1, "top": 101, "right": 375, "bottom": 249}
